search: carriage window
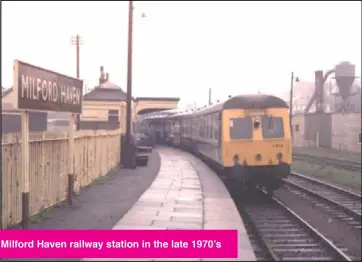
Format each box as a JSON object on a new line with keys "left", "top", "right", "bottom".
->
{"left": 213, "top": 115, "right": 217, "bottom": 140}
{"left": 262, "top": 116, "right": 284, "bottom": 138}
{"left": 175, "top": 121, "right": 180, "bottom": 134}
{"left": 207, "top": 116, "right": 211, "bottom": 139}
{"left": 205, "top": 117, "right": 208, "bottom": 138}
{"left": 188, "top": 120, "right": 191, "bottom": 136}
{"left": 201, "top": 117, "right": 206, "bottom": 138}
{"left": 211, "top": 115, "right": 214, "bottom": 140}
{"left": 210, "top": 116, "right": 214, "bottom": 140}
{"left": 199, "top": 119, "right": 202, "bottom": 137}
{"left": 229, "top": 118, "right": 253, "bottom": 140}
{"left": 214, "top": 115, "right": 219, "bottom": 141}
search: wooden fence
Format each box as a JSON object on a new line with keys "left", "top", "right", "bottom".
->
{"left": 1, "top": 129, "right": 122, "bottom": 228}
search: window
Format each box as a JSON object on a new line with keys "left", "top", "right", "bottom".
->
{"left": 295, "top": 124, "right": 300, "bottom": 132}
{"left": 108, "top": 110, "right": 119, "bottom": 122}
{"left": 229, "top": 118, "right": 253, "bottom": 140}
{"left": 213, "top": 114, "right": 218, "bottom": 140}
{"left": 262, "top": 116, "right": 284, "bottom": 138}
{"left": 206, "top": 116, "right": 210, "bottom": 139}
{"left": 199, "top": 117, "right": 202, "bottom": 137}
{"left": 174, "top": 121, "right": 180, "bottom": 134}
{"left": 214, "top": 115, "right": 219, "bottom": 141}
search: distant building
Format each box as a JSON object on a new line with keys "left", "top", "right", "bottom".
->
{"left": 282, "top": 79, "right": 361, "bottom": 114}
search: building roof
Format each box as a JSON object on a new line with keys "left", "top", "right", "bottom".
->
{"left": 83, "top": 81, "right": 128, "bottom": 101}
{"left": 134, "top": 97, "right": 180, "bottom": 102}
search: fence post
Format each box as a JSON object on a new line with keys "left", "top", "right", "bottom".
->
{"left": 67, "top": 113, "right": 75, "bottom": 205}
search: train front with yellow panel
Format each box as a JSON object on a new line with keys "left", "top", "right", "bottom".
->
{"left": 179, "top": 94, "right": 291, "bottom": 195}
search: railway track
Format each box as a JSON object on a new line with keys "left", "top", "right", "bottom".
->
{"left": 283, "top": 172, "right": 361, "bottom": 231}
{"left": 233, "top": 189, "right": 352, "bottom": 261}
{"left": 292, "top": 155, "right": 361, "bottom": 172}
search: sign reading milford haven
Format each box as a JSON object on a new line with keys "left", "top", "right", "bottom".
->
{"left": 14, "top": 60, "right": 83, "bottom": 113}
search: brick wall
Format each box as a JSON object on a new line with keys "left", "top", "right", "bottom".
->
{"left": 292, "top": 113, "right": 361, "bottom": 153}
{"left": 331, "top": 113, "right": 361, "bottom": 153}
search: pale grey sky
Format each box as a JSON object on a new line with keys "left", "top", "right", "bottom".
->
{"left": 2, "top": 1, "right": 361, "bottom": 108}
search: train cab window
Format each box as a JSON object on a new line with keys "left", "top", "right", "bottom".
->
{"left": 229, "top": 118, "right": 253, "bottom": 140}
{"left": 262, "top": 116, "right": 284, "bottom": 138}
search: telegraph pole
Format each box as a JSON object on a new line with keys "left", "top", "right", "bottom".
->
{"left": 71, "top": 34, "right": 82, "bottom": 79}
{"left": 289, "top": 72, "right": 294, "bottom": 132}
{"left": 208, "top": 88, "right": 212, "bottom": 105}
{"left": 71, "top": 35, "right": 83, "bottom": 131}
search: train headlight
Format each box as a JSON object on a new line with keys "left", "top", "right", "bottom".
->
{"left": 254, "top": 118, "right": 261, "bottom": 129}
{"left": 255, "top": 154, "right": 262, "bottom": 161}
{"left": 277, "top": 152, "right": 283, "bottom": 160}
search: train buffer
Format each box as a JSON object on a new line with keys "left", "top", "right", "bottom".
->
{"left": 85, "top": 147, "right": 256, "bottom": 261}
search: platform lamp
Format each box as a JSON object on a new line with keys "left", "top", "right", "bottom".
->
{"left": 289, "top": 72, "right": 300, "bottom": 135}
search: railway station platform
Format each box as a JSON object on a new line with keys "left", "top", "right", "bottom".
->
{"left": 85, "top": 147, "right": 256, "bottom": 261}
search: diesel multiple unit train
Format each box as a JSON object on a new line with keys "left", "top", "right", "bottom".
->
{"left": 137, "top": 94, "right": 292, "bottom": 195}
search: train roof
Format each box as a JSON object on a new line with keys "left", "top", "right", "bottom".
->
{"left": 169, "top": 110, "right": 194, "bottom": 119}
{"left": 137, "top": 94, "right": 288, "bottom": 121}
{"left": 193, "top": 94, "right": 288, "bottom": 116}
{"left": 137, "top": 108, "right": 182, "bottom": 121}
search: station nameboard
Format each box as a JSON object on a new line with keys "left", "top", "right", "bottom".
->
{"left": 14, "top": 60, "right": 83, "bottom": 113}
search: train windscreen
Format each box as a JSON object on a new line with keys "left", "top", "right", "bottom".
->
{"left": 229, "top": 118, "right": 253, "bottom": 139}
{"left": 261, "top": 116, "right": 284, "bottom": 138}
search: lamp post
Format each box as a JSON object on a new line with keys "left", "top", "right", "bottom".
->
{"left": 124, "top": 0, "right": 135, "bottom": 169}
{"left": 289, "top": 72, "right": 299, "bottom": 134}
{"left": 124, "top": 1, "right": 146, "bottom": 168}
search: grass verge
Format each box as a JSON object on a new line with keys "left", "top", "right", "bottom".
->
{"left": 292, "top": 160, "right": 361, "bottom": 192}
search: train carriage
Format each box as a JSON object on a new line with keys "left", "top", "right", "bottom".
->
{"left": 186, "top": 94, "right": 291, "bottom": 195}
{"left": 141, "top": 94, "right": 292, "bottom": 195}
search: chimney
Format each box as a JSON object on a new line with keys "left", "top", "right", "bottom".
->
{"left": 106, "top": 73, "right": 109, "bottom": 82}
{"left": 99, "top": 66, "right": 106, "bottom": 85}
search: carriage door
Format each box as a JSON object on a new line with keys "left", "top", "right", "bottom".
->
{"left": 217, "top": 112, "right": 222, "bottom": 162}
